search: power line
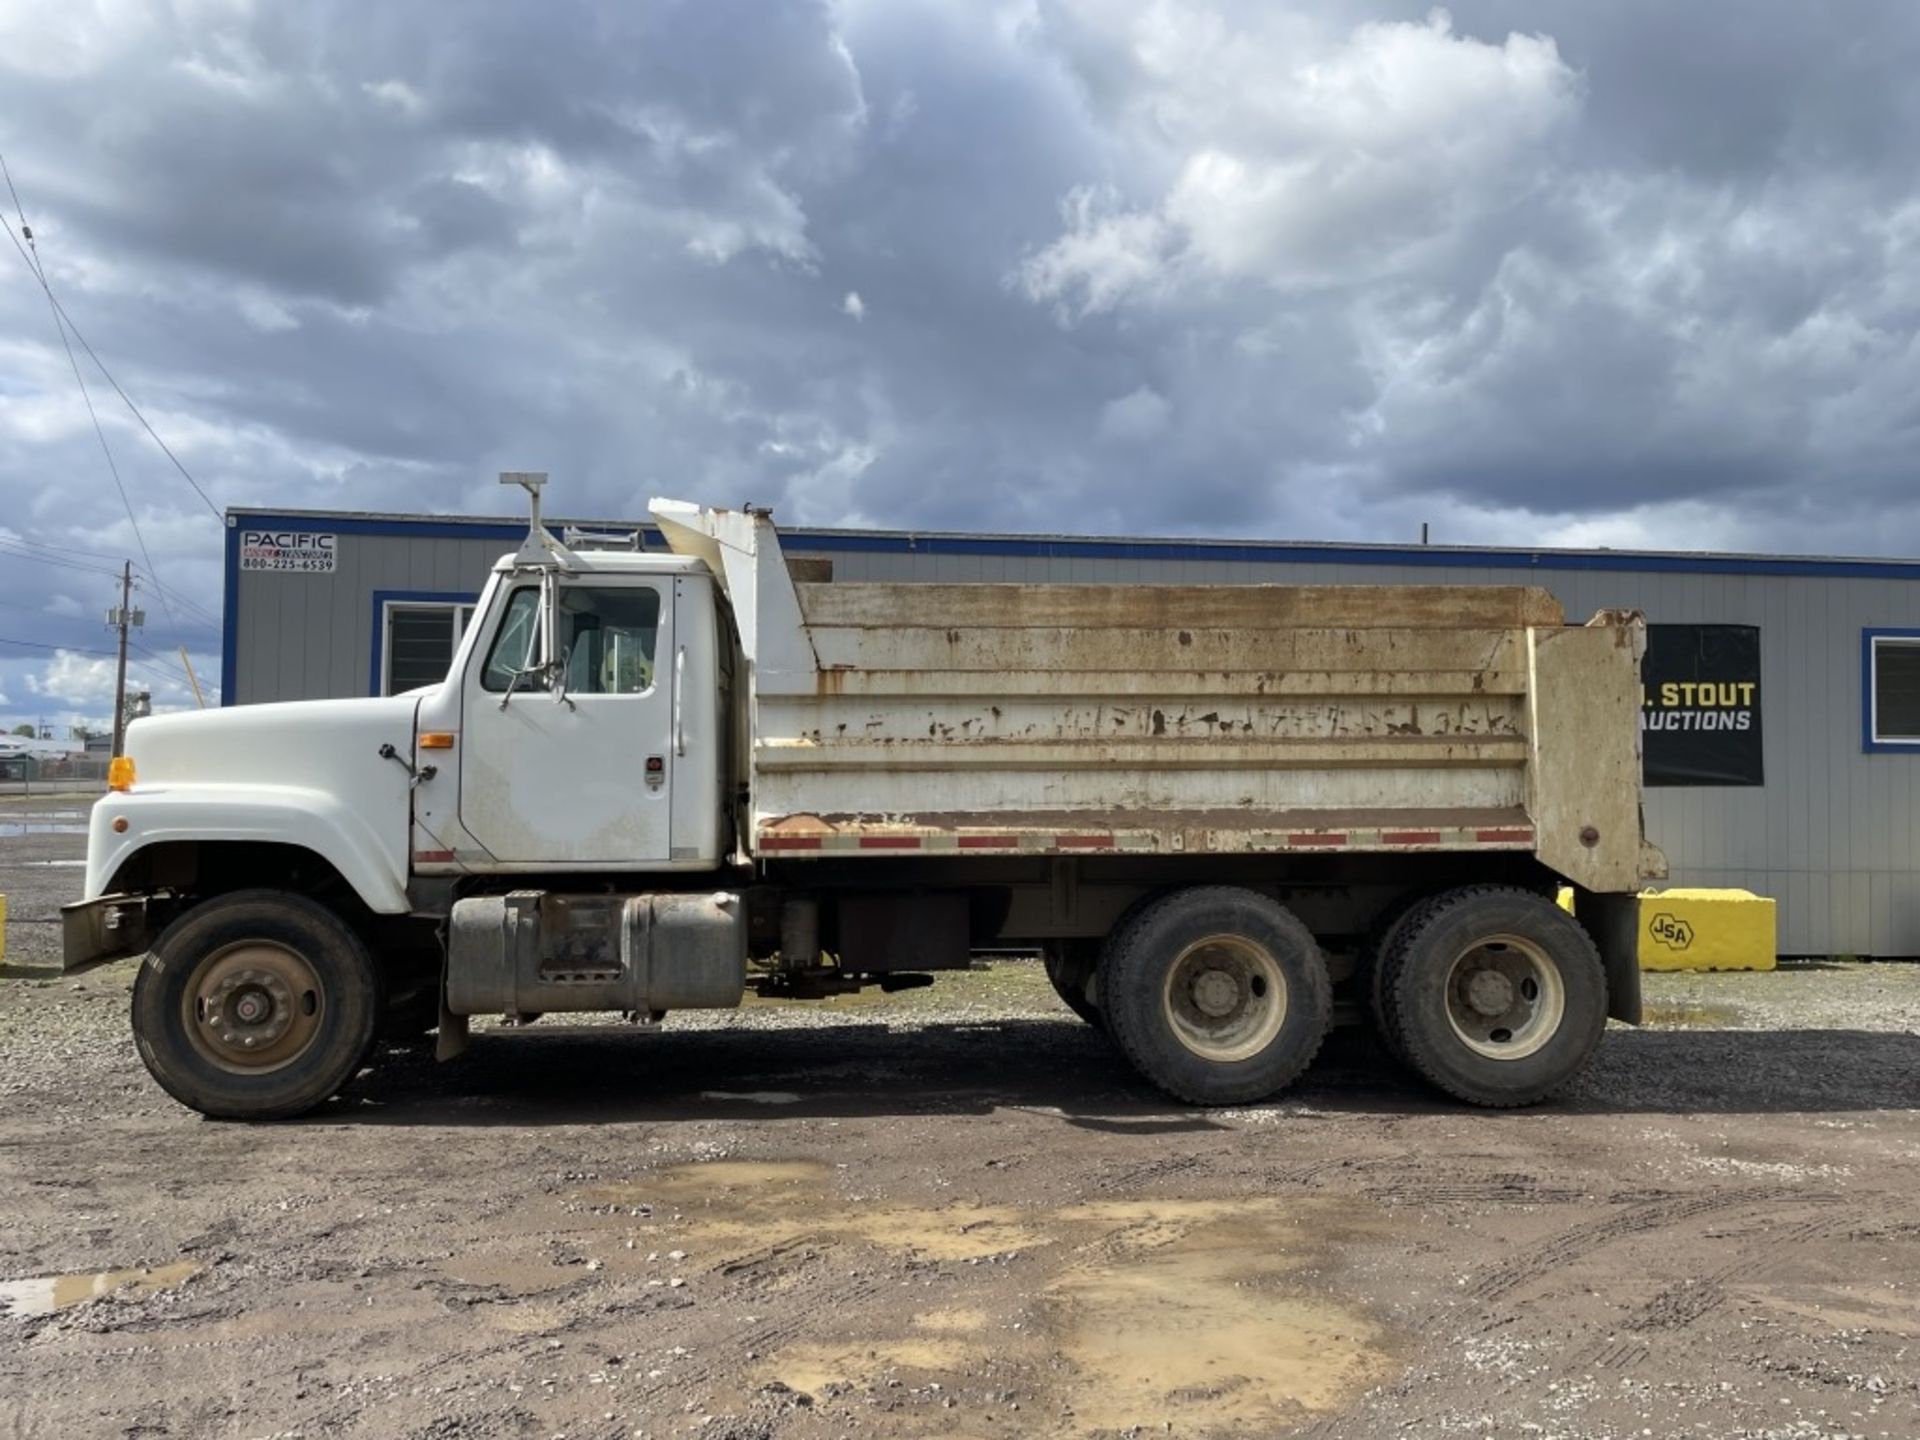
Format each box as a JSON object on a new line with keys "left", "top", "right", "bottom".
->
{"left": 0, "top": 635, "right": 114, "bottom": 656}
{"left": 133, "top": 570, "right": 220, "bottom": 627}
{"left": 0, "top": 532, "right": 128, "bottom": 563}
{"left": 0, "top": 541, "right": 126, "bottom": 580}
{"left": 0, "top": 550, "right": 221, "bottom": 663}
{"left": 0, "top": 155, "right": 189, "bottom": 663}
{"left": 0, "top": 635, "right": 200, "bottom": 695}
{"left": 3, "top": 152, "right": 228, "bottom": 670}
{"left": 0, "top": 163, "right": 222, "bottom": 524}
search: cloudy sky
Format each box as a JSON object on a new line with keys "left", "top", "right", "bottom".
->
{"left": 3, "top": 0, "right": 1918, "bottom": 730}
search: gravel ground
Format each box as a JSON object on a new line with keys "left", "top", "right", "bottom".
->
{"left": 4, "top": 794, "right": 1919, "bottom": 1440}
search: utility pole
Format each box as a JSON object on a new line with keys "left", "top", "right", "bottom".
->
{"left": 107, "top": 561, "right": 143, "bottom": 758}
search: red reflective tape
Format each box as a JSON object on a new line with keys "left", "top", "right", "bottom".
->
{"left": 1056, "top": 835, "right": 1115, "bottom": 849}
{"left": 958, "top": 835, "right": 1019, "bottom": 849}
{"left": 857, "top": 835, "right": 921, "bottom": 849}
{"left": 759, "top": 835, "right": 823, "bottom": 851}
{"left": 1476, "top": 828, "right": 1535, "bottom": 844}
{"left": 1288, "top": 833, "right": 1348, "bottom": 847}
{"left": 412, "top": 849, "right": 454, "bottom": 863}
{"left": 1382, "top": 830, "right": 1442, "bottom": 846}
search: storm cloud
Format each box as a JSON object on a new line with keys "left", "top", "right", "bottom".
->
{"left": 3, "top": 0, "right": 1918, "bottom": 724}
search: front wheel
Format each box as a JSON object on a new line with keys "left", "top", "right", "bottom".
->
{"left": 1378, "top": 886, "right": 1607, "bottom": 1108}
{"left": 132, "top": 890, "right": 382, "bottom": 1120}
{"left": 1101, "top": 886, "right": 1331, "bottom": 1106}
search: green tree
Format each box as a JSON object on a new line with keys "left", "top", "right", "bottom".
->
{"left": 9, "top": 723, "right": 33, "bottom": 738}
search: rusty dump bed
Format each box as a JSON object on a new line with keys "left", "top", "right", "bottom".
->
{"left": 755, "top": 584, "right": 1648, "bottom": 893}
{"left": 644, "top": 502, "right": 1652, "bottom": 894}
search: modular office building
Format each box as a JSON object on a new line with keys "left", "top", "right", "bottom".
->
{"left": 224, "top": 505, "right": 1920, "bottom": 957}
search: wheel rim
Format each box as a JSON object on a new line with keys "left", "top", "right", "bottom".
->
{"left": 1443, "top": 933, "right": 1565, "bottom": 1060}
{"left": 1160, "top": 934, "right": 1287, "bottom": 1063}
{"left": 180, "top": 940, "right": 325, "bottom": 1074}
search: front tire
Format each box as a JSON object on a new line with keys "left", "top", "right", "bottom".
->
{"left": 1102, "top": 886, "right": 1331, "bottom": 1106}
{"left": 132, "top": 890, "right": 382, "bottom": 1120}
{"left": 1378, "top": 886, "right": 1606, "bottom": 1108}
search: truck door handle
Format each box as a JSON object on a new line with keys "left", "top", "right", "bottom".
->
{"left": 673, "top": 645, "right": 687, "bottom": 757}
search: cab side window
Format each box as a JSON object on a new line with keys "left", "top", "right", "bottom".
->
{"left": 480, "top": 585, "right": 661, "bottom": 693}
{"left": 481, "top": 587, "right": 542, "bottom": 691}
{"left": 560, "top": 587, "right": 660, "bottom": 694}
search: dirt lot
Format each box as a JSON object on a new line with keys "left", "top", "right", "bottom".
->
{"left": 4, "top": 795, "right": 1919, "bottom": 1440}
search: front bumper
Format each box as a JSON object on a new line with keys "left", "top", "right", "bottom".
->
{"left": 60, "top": 893, "right": 153, "bottom": 973}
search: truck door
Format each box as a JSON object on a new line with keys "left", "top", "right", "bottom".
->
{"left": 459, "top": 577, "right": 675, "bottom": 865}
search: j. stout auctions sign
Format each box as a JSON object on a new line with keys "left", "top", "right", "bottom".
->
{"left": 1641, "top": 624, "right": 1763, "bottom": 787}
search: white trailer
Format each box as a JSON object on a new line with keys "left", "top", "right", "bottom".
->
{"left": 67, "top": 481, "right": 1662, "bottom": 1119}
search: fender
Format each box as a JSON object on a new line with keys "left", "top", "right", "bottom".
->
{"left": 85, "top": 784, "right": 411, "bottom": 915}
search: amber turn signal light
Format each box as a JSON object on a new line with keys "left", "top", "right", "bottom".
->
{"left": 419, "top": 732, "right": 457, "bottom": 750}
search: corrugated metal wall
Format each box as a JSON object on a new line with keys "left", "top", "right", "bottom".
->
{"left": 229, "top": 512, "right": 1920, "bottom": 956}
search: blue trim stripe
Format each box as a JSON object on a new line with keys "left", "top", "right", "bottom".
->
{"left": 1862, "top": 628, "right": 1920, "bottom": 753}
{"left": 369, "top": 589, "right": 482, "bottom": 697}
{"left": 235, "top": 511, "right": 528, "bottom": 543}
{"left": 225, "top": 506, "right": 1920, "bottom": 582}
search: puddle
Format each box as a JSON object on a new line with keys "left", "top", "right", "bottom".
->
{"left": 0, "top": 822, "right": 86, "bottom": 838}
{"left": 602, "top": 1161, "right": 1399, "bottom": 1435}
{"left": 586, "top": 1161, "right": 1050, "bottom": 1262}
{"left": 0, "top": 1260, "right": 201, "bottom": 1317}
{"left": 1049, "top": 1212, "right": 1395, "bottom": 1433}
{"left": 776, "top": 1336, "right": 981, "bottom": 1396}
{"left": 1641, "top": 1000, "right": 1741, "bottom": 1027}
{"left": 914, "top": 1307, "right": 991, "bottom": 1333}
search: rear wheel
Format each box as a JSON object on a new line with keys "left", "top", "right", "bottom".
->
{"left": 1101, "top": 886, "right": 1331, "bottom": 1106}
{"left": 1378, "top": 886, "right": 1606, "bottom": 1107}
{"left": 132, "top": 890, "right": 382, "bottom": 1120}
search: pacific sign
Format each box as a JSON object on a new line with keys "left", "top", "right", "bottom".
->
{"left": 239, "top": 530, "right": 337, "bottom": 574}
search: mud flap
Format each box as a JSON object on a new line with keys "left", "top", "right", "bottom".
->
{"left": 1574, "top": 890, "right": 1642, "bottom": 1025}
{"left": 435, "top": 969, "right": 471, "bottom": 1061}
{"left": 59, "top": 894, "right": 152, "bottom": 974}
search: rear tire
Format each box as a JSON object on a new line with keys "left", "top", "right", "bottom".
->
{"left": 1359, "top": 890, "right": 1436, "bottom": 1064}
{"left": 1102, "top": 886, "right": 1331, "bottom": 1106}
{"left": 1378, "top": 886, "right": 1606, "bottom": 1108}
{"left": 132, "top": 890, "right": 382, "bottom": 1120}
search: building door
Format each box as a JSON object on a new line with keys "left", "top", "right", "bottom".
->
{"left": 459, "top": 577, "right": 675, "bottom": 864}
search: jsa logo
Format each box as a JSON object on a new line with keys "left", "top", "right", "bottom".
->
{"left": 1647, "top": 912, "right": 1694, "bottom": 950}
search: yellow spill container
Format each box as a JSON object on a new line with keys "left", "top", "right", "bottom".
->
{"left": 1637, "top": 888, "right": 1776, "bottom": 971}
{"left": 1556, "top": 886, "right": 1776, "bottom": 971}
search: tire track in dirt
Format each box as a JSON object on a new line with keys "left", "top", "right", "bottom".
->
{"left": 1468, "top": 1188, "right": 1792, "bottom": 1302}
{"left": 1622, "top": 1207, "right": 1845, "bottom": 1334}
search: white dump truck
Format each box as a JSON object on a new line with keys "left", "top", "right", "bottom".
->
{"left": 66, "top": 478, "right": 1662, "bottom": 1120}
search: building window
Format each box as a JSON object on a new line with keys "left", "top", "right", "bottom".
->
{"left": 382, "top": 600, "right": 475, "bottom": 695}
{"left": 1863, "top": 629, "right": 1920, "bottom": 750}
